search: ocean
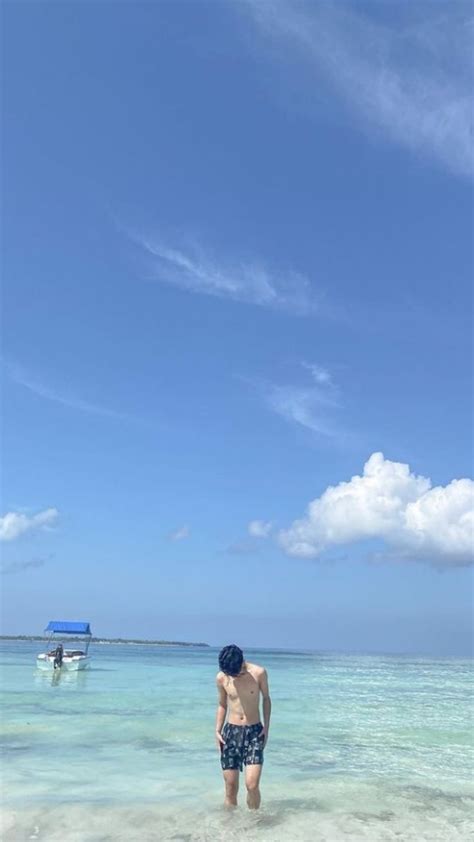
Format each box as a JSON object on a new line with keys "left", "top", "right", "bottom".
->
{"left": 1, "top": 640, "right": 472, "bottom": 841}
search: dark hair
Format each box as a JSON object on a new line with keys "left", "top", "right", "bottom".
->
{"left": 218, "top": 644, "right": 244, "bottom": 676}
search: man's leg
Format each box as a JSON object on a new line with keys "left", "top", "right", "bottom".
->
{"left": 223, "top": 769, "right": 239, "bottom": 808}
{"left": 245, "top": 764, "right": 262, "bottom": 810}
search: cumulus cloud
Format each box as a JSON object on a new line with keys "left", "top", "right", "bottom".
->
{"left": 279, "top": 453, "right": 474, "bottom": 566}
{"left": 243, "top": 0, "right": 473, "bottom": 179}
{"left": 131, "top": 234, "right": 319, "bottom": 315}
{"left": 168, "top": 525, "right": 190, "bottom": 541}
{"left": 248, "top": 519, "right": 273, "bottom": 538}
{"left": 0, "top": 509, "right": 59, "bottom": 542}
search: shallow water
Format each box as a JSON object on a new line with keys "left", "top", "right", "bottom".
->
{"left": 1, "top": 642, "right": 473, "bottom": 840}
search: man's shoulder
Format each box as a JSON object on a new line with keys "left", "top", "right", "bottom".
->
{"left": 216, "top": 670, "right": 226, "bottom": 684}
{"left": 246, "top": 661, "right": 266, "bottom": 676}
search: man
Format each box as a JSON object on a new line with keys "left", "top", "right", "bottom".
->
{"left": 215, "top": 644, "right": 271, "bottom": 810}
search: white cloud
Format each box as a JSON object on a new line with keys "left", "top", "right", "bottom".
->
{"left": 132, "top": 234, "right": 319, "bottom": 315}
{"left": 0, "top": 509, "right": 59, "bottom": 542}
{"left": 279, "top": 453, "right": 474, "bottom": 566}
{"left": 244, "top": 1, "right": 473, "bottom": 179}
{"left": 168, "top": 525, "right": 190, "bottom": 541}
{"left": 248, "top": 519, "right": 273, "bottom": 538}
{"left": 257, "top": 361, "right": 342, "bottom": 437}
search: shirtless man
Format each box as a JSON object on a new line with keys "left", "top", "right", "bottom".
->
{"left": 215, "top": 644, "right": 271, "bottom": 810}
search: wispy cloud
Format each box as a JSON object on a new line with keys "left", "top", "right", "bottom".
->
{"left": 168, "top": 525, "right": 190, "bottom": 541}
{"left": 130, "top": 233, "right": 320, "bottom": 315}
{"left": 301, "top": 362, "right": 334, "bottom": 386}
{"left": 248, "top": 519, "right": 273, "bottom": 538}
{"left": 6, "top": 361, "right": 131, "bottom": 420}
{"left": 0, "top": 509, "right": 59, "bottom": 542}
{"left": 243, "top": 0, "right": 473, "bottom": 179}
{"left": 226, "top": 540, "right": 260, "bottom": 556}
{"left": 250, "top": 361, "right": 342, "bottom": 437}
{"left": 2, "top": 556, "right": 50, "bottom": 575}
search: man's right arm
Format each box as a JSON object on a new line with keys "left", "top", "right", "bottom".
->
{"left": 215, "top": 674, "right": 227, "bottom": 749}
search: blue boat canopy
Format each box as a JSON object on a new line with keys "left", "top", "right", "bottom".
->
{"left": 45, "top": 621, "right": 91, "bottom": 635}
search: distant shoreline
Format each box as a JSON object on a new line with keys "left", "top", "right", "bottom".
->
{"left": 0, "top": 635, "right": 210, "bottom": 648}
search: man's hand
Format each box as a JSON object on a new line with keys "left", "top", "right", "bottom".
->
{"left": 260, "top": 726, "right": 269, "bottom": 748}
{"left": 215, "top": 730, "right": 225, "bottom": 753}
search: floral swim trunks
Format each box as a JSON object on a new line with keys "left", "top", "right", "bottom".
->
{"left": 220, "top": 722, "right": 265, "bottom": 771}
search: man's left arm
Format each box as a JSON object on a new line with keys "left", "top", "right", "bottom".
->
{"left": 259, "top": 669, "right": 271, "bottom": 747}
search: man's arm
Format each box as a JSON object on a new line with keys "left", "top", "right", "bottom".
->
{"left": 215, "top": 674, "right": 227, "bottom": 749}
{"left": 259, "top": 669, "right": 271, "bottom": 746}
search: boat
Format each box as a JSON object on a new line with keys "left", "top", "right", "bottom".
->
{"left": 36, "top": 621, "right": 92, "bottom": 671}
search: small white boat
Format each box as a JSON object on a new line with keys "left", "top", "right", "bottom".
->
{"left": 36, "top": 621, "right": 92, "bottom": 671}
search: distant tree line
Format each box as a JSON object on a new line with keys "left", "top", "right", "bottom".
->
{"left": 0, "top": 635, "right": 209, "bottom": 647}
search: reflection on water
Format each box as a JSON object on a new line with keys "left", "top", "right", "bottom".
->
{"left": 34, "top": 667, "right": 89, "bottom": 689}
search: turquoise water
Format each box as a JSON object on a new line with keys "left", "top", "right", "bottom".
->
{"left": 1, "top": 641, "right": 473, "bottom": 841}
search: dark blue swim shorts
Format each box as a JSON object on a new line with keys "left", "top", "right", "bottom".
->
{"left": 220, "top": 722, "right": 265, "bottom": 771}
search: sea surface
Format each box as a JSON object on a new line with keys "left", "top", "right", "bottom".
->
{"left": 1, "top": 641, "right": 473, "bottom": 841}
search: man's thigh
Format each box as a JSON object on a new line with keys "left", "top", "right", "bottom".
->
{"left": 245, "top": 763, "right": 263, "bottom": 790}
{"left": 223, "top": 768, "right": 240, "bottom": 791}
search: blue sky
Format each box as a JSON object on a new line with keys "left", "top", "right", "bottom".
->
{"left": 2, "top": 0, "right": 473, "bottom": 655}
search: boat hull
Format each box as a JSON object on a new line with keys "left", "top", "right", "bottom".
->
{"left": 36, "top": 654, "right": 91, "bottom": 671}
